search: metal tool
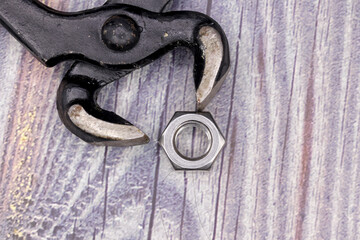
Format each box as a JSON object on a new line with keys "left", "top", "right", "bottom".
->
{"left": 0, "top": 0, "right": 230, "bottom": 150}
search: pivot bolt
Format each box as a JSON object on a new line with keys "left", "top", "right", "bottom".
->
{"left": 101, "top": 15, "right": 140, "bottom": 51}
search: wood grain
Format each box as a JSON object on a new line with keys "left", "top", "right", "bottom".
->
{"left": 0, "top": 0, "right": 359, "bottom": 239}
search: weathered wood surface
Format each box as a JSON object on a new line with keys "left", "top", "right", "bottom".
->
{"left": 0, "top": 0, "right": 359, "bottom": 239}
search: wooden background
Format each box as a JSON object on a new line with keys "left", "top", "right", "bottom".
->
{"left": 0, "top": 0, "right": 359, "bottom": 239}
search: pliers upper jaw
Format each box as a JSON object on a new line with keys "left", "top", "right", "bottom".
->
{"left": 194, "top": 25, "right": 230, "bottom": 111}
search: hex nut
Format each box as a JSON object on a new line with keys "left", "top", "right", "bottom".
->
{"left": 160, "top": 112, "right": 225, "bottom": 170}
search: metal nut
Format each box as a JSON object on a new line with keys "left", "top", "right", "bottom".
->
{"left": 160, "top": 112, "right": 225, "bottom": 170}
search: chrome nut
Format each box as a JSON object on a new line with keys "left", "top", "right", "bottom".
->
{"left": 160, "top": 112, "right": 225, "bottom": 170}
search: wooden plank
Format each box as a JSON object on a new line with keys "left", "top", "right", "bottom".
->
{"left": 0, "top": 0, "right": 359, "bottom": 239}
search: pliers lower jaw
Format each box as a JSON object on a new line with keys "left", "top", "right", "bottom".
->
{"left": 0, "top": 0, "right": 230, "bottom": 146}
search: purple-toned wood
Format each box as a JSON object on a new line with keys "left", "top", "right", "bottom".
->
{"left": 0, "top": 0, "right": 359, "bottom": 239}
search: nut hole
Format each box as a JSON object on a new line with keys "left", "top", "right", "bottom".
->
{"left": 173, "top": 121, "right": 212, "bottom": 160}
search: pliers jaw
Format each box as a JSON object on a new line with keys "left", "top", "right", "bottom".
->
{"left": 56, "top": 62, "right": 150, "bottom": 146}
{"left": 1, "top": 0, "right": 230, "bottom": 146}
{"left": 195, "top": 26, "right": 230, "bottom": 110}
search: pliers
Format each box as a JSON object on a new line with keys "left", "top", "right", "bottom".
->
{"left": 0, "top": 0, "right": 230, "bottom": 146}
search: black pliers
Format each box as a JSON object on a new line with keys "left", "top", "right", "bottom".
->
{"left": 0, "top": 0, "right": 230, "bottom": 146}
